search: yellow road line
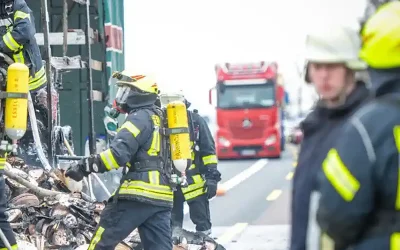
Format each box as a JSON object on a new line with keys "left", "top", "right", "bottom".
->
{"left": 217, "top": 223, "right": 248, "bottom": 245}
{"left": 266, "top": 189, "right": 282, "bottom": 201}
{"left": 286, "top": 171, "right": 294, "bottom": 180}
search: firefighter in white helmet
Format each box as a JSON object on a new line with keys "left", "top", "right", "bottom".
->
{"left": 290, "top": 23, "right": 369, "bottom": 250}
{"left": 159, "top": 90, "right": 221, "bottom": 236}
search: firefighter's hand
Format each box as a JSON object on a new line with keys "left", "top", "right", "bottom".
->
{"left": 65, "top": 158, "right": 91, "bottom": 181}
{"left": 204, "top": 180, "right": 218, "bottom": 199}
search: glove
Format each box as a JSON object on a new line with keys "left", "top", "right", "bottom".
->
{"left": 65, "top": 157, "right": 94, "bottom": 182}
{"left": 204, "top": 179, "right": 218, "bottom": 199}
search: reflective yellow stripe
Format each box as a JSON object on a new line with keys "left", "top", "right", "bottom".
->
{"left": 147, "top": 115, "right": 161, "bottom": 156}
{"left": 118, "top": 121, "right": 140, "bottom": 137}
{"left": 0, "top": 244, "right": 18, "bottom": 250}
{"left": 0, "top": 157, "right": 5, "bottom": 170}
{"left": 88, "top": 226, "right": 105, "bottom": 250}
{"left": 391, "top": 233, "right": 400, "bottom": 250}
{"left": 148, "top": 170, "right": 160, "bottom": 185}
{"left": 13, "top": 51, "right": 24, "bottom": 64}
{"left": 393, "top": 126, "right": 400, "bottom": 210}
{"left": 322, "top": 148, "right": 360, "bottom": 202}
{"left": 320, "top": 233, "right": 335, "bottom": 250}
{"left": 99, "top": 149, "right": 119, "bottom": 170}
{"left": 182, "top": 174, "right": 206, "bottom": 200}
{"left": 202, "top": 155, "right": 218, "bottom": 165}
{"left": 14, "top": 10, "right": 30, "bottom": 21}
{"left": 29, "top": 66, "right": 46, "bottom": 91}
{"left": 3, "top": 32, "right": 21, "bottom": 52}
{"left": 118, "top": 179, "right": 173, "bottom": 202}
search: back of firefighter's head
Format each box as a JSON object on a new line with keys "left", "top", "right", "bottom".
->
{"left": 112, "top": 71, "right": 159, "bottom": 113}
{"left": 304, "top": 22, "right": 367, "bottom": 102}
{"left": 360, "top": 2, "right": 400, "bottom": 78}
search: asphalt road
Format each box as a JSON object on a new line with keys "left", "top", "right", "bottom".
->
{"left": 182, "top": 145, "right": 299, "bottom": 249}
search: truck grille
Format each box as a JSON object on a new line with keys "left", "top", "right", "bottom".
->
{"left": 230, "top": 126, "right": 264, "bottom": 140}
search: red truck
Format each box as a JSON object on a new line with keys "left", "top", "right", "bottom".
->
{"left": 209, "top": 62, "right": 285, "bottom": 159}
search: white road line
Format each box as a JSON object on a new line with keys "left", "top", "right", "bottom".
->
{"left": 184, "top": 159, "right": 268, "bottom": 215}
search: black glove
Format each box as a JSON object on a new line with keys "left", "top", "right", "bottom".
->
{"left": 65, "top": 157, "right": 94, "bottom": 182}
{"left": 204, "top": 179, "right": 217, "bottom": 199}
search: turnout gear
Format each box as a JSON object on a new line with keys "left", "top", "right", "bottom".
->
{"left": 304, "top": 23, "right": 367, "bottom": 83}
{"left": 316, "top": 3, "right": 400, "bottom": 250}
{"left": 161, "top": 91, "right": 221, "bottom": 234}
{"left": 0, "top": 0, "right": 46, "bottom": 91}
{"left": 69, "top": 71, "right": 174, "bottom": 250}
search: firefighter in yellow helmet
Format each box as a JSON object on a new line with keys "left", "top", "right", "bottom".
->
{"left": 315, "top": 2, "right": 400, "bottom": 249}
{"left": 65, "top": 71, "right": 174, "bottom": 250}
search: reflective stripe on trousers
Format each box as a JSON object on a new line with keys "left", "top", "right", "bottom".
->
{"left": 116, "top": 171, "right": 173, "bottom": 202}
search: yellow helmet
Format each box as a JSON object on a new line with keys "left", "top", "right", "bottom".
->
{"left": 360, "top": 2, "right": 400, "bottom": 69}
{"left": 112, "top": 70, "right": 159, "bottom": 94}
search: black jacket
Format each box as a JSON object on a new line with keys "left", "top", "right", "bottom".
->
{"left": 0, "top": 0, "right": 45, "bottom": 91}
{"left": 290, "top": 82, "right": 369, "bottom": 250}
{"left": 316, "top": 68, "right": 400, "bottom": 250}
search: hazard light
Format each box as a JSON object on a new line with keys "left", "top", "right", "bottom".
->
{"left": 223, "top": 62, "right": 268, "bottom": 75}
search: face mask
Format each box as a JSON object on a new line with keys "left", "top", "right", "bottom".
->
{"left": 113, "top": 85, "right": 131, "bottom": 113}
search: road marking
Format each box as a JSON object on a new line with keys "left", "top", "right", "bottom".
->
{"left": 266, "top": 189, "right": 282, "bottom": 201}
{"left": 286, "top": 171, "right": 294, "bottom": 180}
{"left": 184, "top": 159, "right": 268, "bottom": 215}
{"left": 217, "top": 222, "right": 248, "bottom": 245}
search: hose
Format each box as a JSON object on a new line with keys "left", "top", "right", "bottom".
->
{"left": 27, "top": 92, "right": 53, "bottom": 172}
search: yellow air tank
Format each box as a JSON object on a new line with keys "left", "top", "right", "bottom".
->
{"left": 5, "top": 63, "right": 29, "bottom": 140}
{"left": 166, "top": 100, "right": 191, "bottom": 174}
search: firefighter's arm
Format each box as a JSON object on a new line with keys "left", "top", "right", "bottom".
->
{"left": 316, "top": 120, "right": 375, "bottom": 246}
{"left": 0, "top": 0, "right": 35, "bottom": 53}
{"left": 196, "top": 114, "right": 221, "bottom": 181}
{"left": 92, "top": 111, "right": 151, "bottom": 173}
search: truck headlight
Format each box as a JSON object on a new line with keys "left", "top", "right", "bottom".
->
{"left": 218, "top": 137, "right": 231, "bottom": 147}
{"left": 265, "top": 135, "right": 277, "bottom": 146}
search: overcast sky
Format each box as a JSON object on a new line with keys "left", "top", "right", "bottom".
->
{"left": 124, "top": 0, "right": 368, "bottom": 115}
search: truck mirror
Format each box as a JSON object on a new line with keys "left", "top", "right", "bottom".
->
{"left": 209, "top": 87, "right": 216, "bottom": 107}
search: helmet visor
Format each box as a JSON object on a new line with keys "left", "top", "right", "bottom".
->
{"left": 159, "top": 93, "right": 185, "bottom": 107}
{"left": 115, "top": 86, "right": 131, "bottom": 105}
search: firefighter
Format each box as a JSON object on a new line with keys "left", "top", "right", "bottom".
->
{"left": 0, "top": 0, "right": 49, "bottom": 166}
{"left": 315, "top": 2, "right": 400, "bottom": 249}
{"left": 65, "top": 71, "right": 174, "bottom": 250}
{"left": 289, "top": 23, "right": 369, "bottom": 250}
{"left": 159, "top": 91, "right": 221, "bottom": 236}
{"left": 0, "top": 0, "right": 46, "bottom": 91}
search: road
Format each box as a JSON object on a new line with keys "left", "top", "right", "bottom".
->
{"left": 182, "top": 145, "right": 298, "bottom": 249}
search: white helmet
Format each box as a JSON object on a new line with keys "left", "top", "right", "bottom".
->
{"left": 304, "top": 23, "right": 367, "bottom": 83}
{"left": 159, "top": 89, "right": 185, "bottom": 107}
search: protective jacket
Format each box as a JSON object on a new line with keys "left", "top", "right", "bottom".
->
{"left": 0, "top": 0, "right": 46, "bottom": 91}
{"left": 316, "top": 68, "right": 400, "bottom": 250}
{"left": 181, "top": 110, "right": 221, "bottom": 202}
{"left": 92, "top": 105, "right": 174, "bottom": 208}
{"left": 290, "top": 82, "right": 368, "bottom": 250}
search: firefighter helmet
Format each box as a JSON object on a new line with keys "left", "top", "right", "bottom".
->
{"left": 112, "top": 71, "right": 159, "bottom": 94}
{"left": 360, "top": 2, "right": 400, "bottom": 69}
{"left": 304, "top": 23, "right": 367, "bottom": 83}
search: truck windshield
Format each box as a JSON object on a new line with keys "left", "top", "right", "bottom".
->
{"left": 217, "top": 83, "right": 275, "bottom": 109}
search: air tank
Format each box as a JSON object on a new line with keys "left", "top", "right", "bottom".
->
{"left": 5, "top": 63, "right": 29, "bottom": 140}
{"left": 166, "top": 100, "right": 191, "bottom": 173}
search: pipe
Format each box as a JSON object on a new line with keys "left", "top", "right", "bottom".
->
{"left": 27, "top": 92, "right": 52, "bottom": 172}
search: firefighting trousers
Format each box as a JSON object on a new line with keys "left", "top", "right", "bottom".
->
{"left": 88, "top": 199, "right": 173, "bottom": 250}
{"left": 0, "top": 177, "right": 17, "bottom": 249}
{"left": 171, "top": 187, "right": 211, "bottom": 232}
